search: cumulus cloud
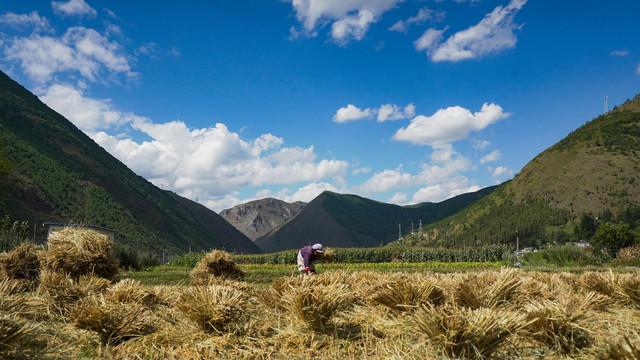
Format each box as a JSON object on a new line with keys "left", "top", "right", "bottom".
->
{"left": 333, "top": 104, "right": 373, "bottom": 122}
{"left": 411, "top": 177, "right": 480, "bottom": 203}
{"left": 288, "top": 0, "right": 402, "bottom": 44}
{"left": 355, "top": 167, "right": 413, "bottom": 194}
{"left": 392, "top": 103, "right": 509, "bottom": 146}
{"left": 354, "top": 144, "right": 475, "bottom": 203}
{"left": 331, "top": 9, "right": 376, "bottom": 45}
{"left": 414, "top": 27, "right": 447, "bottom": 52}
{"left": 377, "top": 103, "right": 415, "bottom": 122}
{"left": 421, "top": 0, "right": 527, "bottom": 62}
{"left": 39, "top": 84, "right": 137, "bottom": 131}
{"left": 3, "top": 26, "right": 135, "bottom": 83}
{"left": 390, "top": 7, "right": 443, "bottom": 33}
{"left": 334, "top": 103, "right": 415, "bottom": 123}
{"left": 93, "top": 122, "right": 349, "bottom": 201}
{"left": 480, "top": 149, "right": 501, "bottom": 164}
{"left": 0, "top": 11, "right": 50, "bottom": 31}
{"left": 52, "top": 0, "right": 97, "bottom": 18}
{"left": 488, "top": 165, "right": 513, "bottom": 183}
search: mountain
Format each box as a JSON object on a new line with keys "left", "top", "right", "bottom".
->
{"left": 395, "top": 94, "right": 640, "bottom": 249}
{"left": 0, "top": 70, "right": 262, "bottom": 255}
{"left": 255, "top": 188, "right": 496, "bottom": 253}
{"left": 219, "top": 198, "right": 306, "bottom": 241}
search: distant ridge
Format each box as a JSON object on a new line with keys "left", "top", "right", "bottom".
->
{"left": 0, "top": 70, "right": 262, "bottom": 255}
{"left": 255, "top": 188, "right": 496, "bottom": 253}
{"left": 219, "top": 198, "right": 306, "bottom": 241}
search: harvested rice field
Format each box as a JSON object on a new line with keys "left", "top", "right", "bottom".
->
{"left": 1, "top": 228, "right": 640, "bottom": 359}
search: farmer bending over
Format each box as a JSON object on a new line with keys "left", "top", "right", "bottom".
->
{"left": 298, "top": 243, "right": 324, "bottom": 274}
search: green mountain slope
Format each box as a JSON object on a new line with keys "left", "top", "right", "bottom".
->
{"left": 0, "top": 70, "right": 262, "bottom": 255}
{"left": 396, "top": 94, "right": 640, "bottom": 249}
{"left": 255, "top": 187, "right": 496, "bottom": 253}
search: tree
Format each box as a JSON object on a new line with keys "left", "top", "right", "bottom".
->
{"left": 579, "top": 212, "right": 597, "bottom": 240}
{"left": 590, "top": 222, "right": 639, "bottom": 258}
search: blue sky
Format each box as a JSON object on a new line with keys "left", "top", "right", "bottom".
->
{"left": 1, "top": 0, "right": 639, "bottom": 211}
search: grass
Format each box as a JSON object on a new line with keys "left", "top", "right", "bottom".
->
{"left": 122, "top": 261, "right": 509, "bottom": 286}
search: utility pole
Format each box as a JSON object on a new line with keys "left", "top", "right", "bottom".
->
{"left": 516, "top": 230, "right": 520, "bottom": 252}
{"left": 604, "top": 96, "right": 609, "bottom": 114}
{"left": 398, "top": 224, "right": 402, "bottom": 241}
{"left": 418, "top": 220, "right": 423, "bottom": 239}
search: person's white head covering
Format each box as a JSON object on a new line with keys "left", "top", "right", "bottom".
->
{"left": 312, "top": 243, "right": 324, "bottom": 253}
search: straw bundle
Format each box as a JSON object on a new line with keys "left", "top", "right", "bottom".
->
{"left": 414, "top": 304, "right": 525, "bottom": 359}
{"left": 41, "top": 227, "right": 118, "bottom": 280}
{"left": 370, "top": 274, "right": 445, "bottom": 313}
{"left": 278, "top": 275, "right": 354, "bottom": 331}
{"left": 617, "top": 273, "right": 640, "bottom": 308}
{"left": 190, "top": 250, "right": 244, "bottom": 285}
{"left": 598, "top": 333, "right": 640, "bottom": 360}
{"left": 71, "top": 294, "right": 158, "bottom": 345}
{"left": 580, "top": 271, "right": 620, "bottom": 298}
{"left": 37, "top": 270, "right": 111, "bottom": 317}
{"left": 104, "top": 278, "right": 159, "bottom": 307}
{"left": 176, "top": 284, "right": 248, "bottom": 334}
{"left": 523, "top": 291, "right": 606, "bottom": 354}
{"left": 455, "top": 267, "right": 522, "bottom": 309}
{"left": 0, "top": 243, "right": 42, "bottom": 286}
{"left": 0, "top": 313, "right": 32, "bottom": 352}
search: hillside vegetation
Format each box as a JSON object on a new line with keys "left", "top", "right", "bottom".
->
{"left": 0, "top": 70, "right": 261, "bottom": 255}
{"left": 397, "top": 94, "right": 640, "bottom": 249}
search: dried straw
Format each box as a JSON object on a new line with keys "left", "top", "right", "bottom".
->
{"left": 190, "top": 250, "right": 244, "bottom": 285}
{"left": 41, "top": 227, "right": 118, "bottom": 280}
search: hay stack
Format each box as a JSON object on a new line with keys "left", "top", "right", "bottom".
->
{"left": 41, "top": 226, "right": 119, "bottom": 280}
{"left": 189, "top": 250, "right": 244, "bottom": 285}
{"left": 414, "top": 304, "right": 526, "bottom": 359}
{"left": 71, "top": 295, "right": 158, "bottom": 345}
{"left": 370, "top": 274, "right": 446, "bottom": 313}
{"left": 0, "top": 244, "right": 43, "bottom": 286}
{"left": 176, "top": 284, "right": 248, "bottom": 334}
{"left": 37, "top": 270, "right": 111, "bottom": 317}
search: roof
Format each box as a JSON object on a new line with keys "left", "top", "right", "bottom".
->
{"left": 42, "top": 223, "right": 117, "bottom": 233}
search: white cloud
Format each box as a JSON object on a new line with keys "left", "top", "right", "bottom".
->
{"left": 3, "top": 26, "right": 135, "bottom": 83}
{"left": 426, "top": 0, "right": 527, "bottom": 62}
{"left": 471, "top": 139, "right": 491, "bottom": 150}
{"left": 334, "top": 102, "right": 415, "bottom": 123}
{"left": 377, "top": 103, "right": 415, "bottom": 122}
{"left": 390, "top": 7, "right": 443, "bottom": 33}
{"left": 392, "top": 103, "right": 509, "bottom": 146}
{"left": 39, "top": 84, "right": 136, "bottom": 131}
{"left": 411, "top": 177, "right": 480, "bottom": 203}
{"left": 490, "top": 165, "right": 513, "bottom": 179}
{"left": 637, "top": 62, "right": 640, "bottom": 75}
{"left": 288, "top": 0, "right": 403, "bottom": 44}
{"left": 414, "top": 27, "right": 447, "bottom": 52}
{"left": 333, "top": 104, "right": 372, "bottom": 122}
{"left": 352, "top": 167, "right": 372, "bottom": 175}
{"left": 93, "top": 121, "right": 349, "bottom": 198}
{"left": 52, "top": 0, "right": 97, "bottom": 18}
{"left": 331, "top": 9, "right": 376, "bottom": 45}
{"left": 389, "top": 192, "right": 408, "bottom": 204}
{"left": 355, "top": 167, "right": 413, "bottom": 194}
{"left": 610, "top": 50, "right": 629, "bottom": 57}
{"left": 0, "top": 11, "right": 50, "bottom": 31}
{"left": 480, "top": 149, "right": 501, "bottom": 164}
